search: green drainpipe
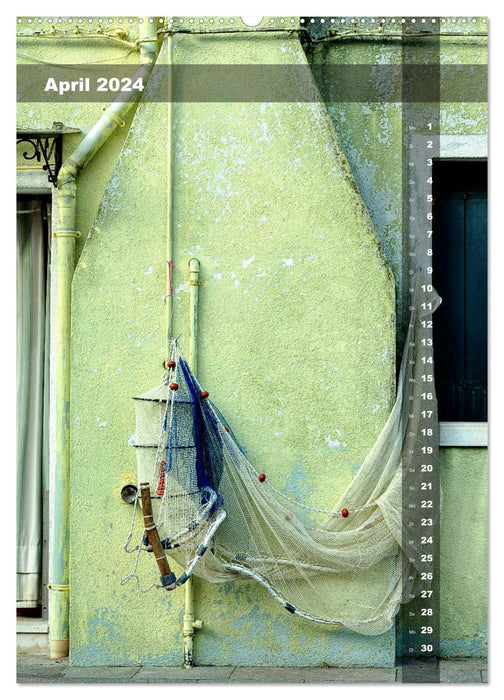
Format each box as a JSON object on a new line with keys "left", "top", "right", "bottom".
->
{"left": 48, "top": 18, "right": 160, "bottom": 660}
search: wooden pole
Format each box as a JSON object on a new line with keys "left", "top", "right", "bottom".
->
{"left": 140, "top": 482, "right": 176, "bottom": 589}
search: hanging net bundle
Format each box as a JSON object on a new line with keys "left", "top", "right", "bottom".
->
{"left": 122, "top": 275, "right": 441, "bottom": 635}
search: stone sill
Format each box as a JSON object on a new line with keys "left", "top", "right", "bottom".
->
{"left": 17, "top": 618, "right": 48, "bottom": 634}
{"left": 439, "top": 422, "right": 488, "bottom": 447}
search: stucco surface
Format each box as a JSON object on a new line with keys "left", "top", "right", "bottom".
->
{"left": 68, "top": 29, "right": 396, "bottom": 666}
{"left": 439, "top": 448, "right": 487, "bottom": 657}
{"left": 311, "top": 20, "right": 487, "bottom": 339}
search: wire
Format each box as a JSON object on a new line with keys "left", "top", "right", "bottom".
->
{"left": 313, "top": 30, "right": 488, "bottom": 43}
{"left": 157, "top": 26, "right": 308, "bottom": 37}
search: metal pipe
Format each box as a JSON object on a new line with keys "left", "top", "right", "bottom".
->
{"left": 188, "top": 258, "right": 200, "bottom": 373}
{"left": 182, "top": 576, "right": 203, "bottom": 668}
{"left": 165, "top": 32, "right": 174, "bottom": 350}
{"left": 162, "top": 31, "right": 201, "bottom": 665}
{"left": 183, "top": 257, "right": 203, "bottom": 668}
{"left": 47, "top": 18, "right": 160, "bottom": 660}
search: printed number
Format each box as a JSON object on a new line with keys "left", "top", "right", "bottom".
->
{"left": 421, "top": 644, "right": 433, "bottom": 652}
{"left": 421, "top": 626, "right": 433, "bottom": 633}
{"left": 421, "top": 609, "right": 434, "bottom": 616}
{"left": 421, "top": 518, "right": 433, "bottom": 526}
{"left": 97, "top": 77, "right": 145, "bottom": 92}
{"left": 421, "top": 464, "right": 433, "bottom": 471}
{"left": 421, "top": 572, "right": 433, "bottom": 580}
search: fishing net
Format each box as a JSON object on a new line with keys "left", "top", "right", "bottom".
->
{"left": 122, "top": 274, "right": 441, "bottom": 635}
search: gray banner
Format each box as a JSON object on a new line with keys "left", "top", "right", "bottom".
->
{"left": 17, "top": 64, "right": 487, "bottom": 102}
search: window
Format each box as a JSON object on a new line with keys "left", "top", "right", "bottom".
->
{"left": 17, "top": 194, "right": 51, "bottom": 621}
{"left": 432, "top": 160, "right": 487, "bottom": 425}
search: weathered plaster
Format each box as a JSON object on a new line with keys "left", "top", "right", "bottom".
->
{"left": 68, "top": 27, "right": 395, "bottom": 666}
{"left": 439, "top": 448, "right": 487, "bottom": 657}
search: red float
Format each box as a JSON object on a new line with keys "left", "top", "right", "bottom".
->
{"left": 156, "top": 472, "right": 165, "bottom": 496}
{"left": 170, "top": 383, "right": 179, "bottom": 391}
{"left": 341, "top": 508, "right": 349, "bottom": 518}
{"left": 259, "top": 473, "right": 266, "bottom": 482}
{"left": 200, "top": 391, "right": 209, "bottom": 399}
{"left": 166, "top": 360, "right": 176, "bottom": 369}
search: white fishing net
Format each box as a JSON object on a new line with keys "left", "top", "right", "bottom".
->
{"left": 122, "top": 273, "right": 441, "bottom": 635}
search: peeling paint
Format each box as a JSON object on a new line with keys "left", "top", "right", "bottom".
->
{"left": 325, "top": 435, "right": 348, "bottom": 450}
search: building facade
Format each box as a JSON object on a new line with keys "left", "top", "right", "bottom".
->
{"left": 16, "top": 15, "right": 487, "bottom": 667}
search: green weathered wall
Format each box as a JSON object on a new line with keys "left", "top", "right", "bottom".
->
{"left": 16, "top": 15, "right": 488, "bottom": 666}
{"left": 439, "top": 448, "right": 487, "bottom": 657}
{"left": 310, "top": 17, "right": 488, "bottom": 339}
{"left": 67, "top": 24, "right": 396, "bottom": 666}
{"left": 310, "top": 32, "right": 403, "bottom": 322}
{"left": 433, "top": 30, "right": 487, "bottom": 662}
{"left": 309, "top": 19, "right": 487, "bottom": 658}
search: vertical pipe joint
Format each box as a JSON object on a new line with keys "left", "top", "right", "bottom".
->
{"left": 189, "top": 257, "right": 200, "bottom": 274}
{"left": 182, "top": 577, "right": 202, "bottom": 668}
{"left": 188, "top": 258, "right": 200, "bottom": 376}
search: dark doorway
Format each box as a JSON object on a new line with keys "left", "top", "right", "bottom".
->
{"left": 432, "top": 160, "right": 487, "bottom": 422}
{"left": 17, "top": 194, "right": 51, "bottom": 621}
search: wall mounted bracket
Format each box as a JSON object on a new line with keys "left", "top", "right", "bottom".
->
{"left": 16, "top": 122, "right": 80, "bottom": 187}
